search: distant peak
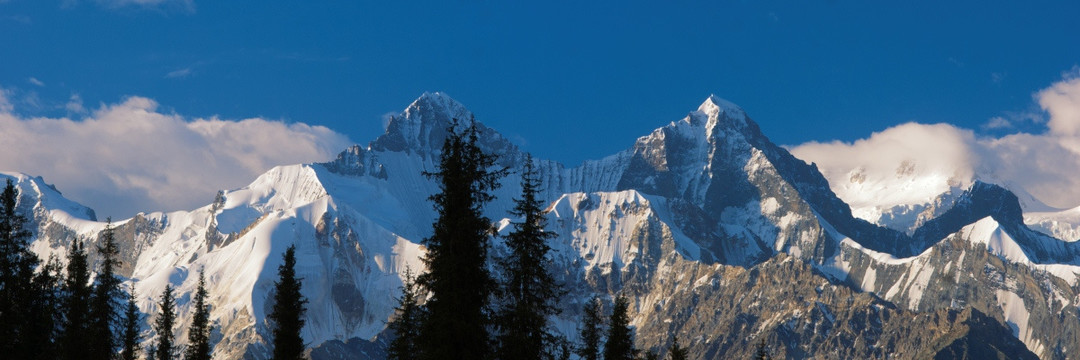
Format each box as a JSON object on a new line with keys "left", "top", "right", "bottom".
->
{"left": 403, "top": 92, "right": 471, "bottom": 123}
{"left": 697, "top": 95, "right": 744, "bottom": 116}
{"left": 681, "top": 94, "right": 751, "bottom": 132}
{"left": 411, "top": 91, "right": 464, "bottom": 110}
{"left": 368, "top": 92, "right": 519, "bottom": 162}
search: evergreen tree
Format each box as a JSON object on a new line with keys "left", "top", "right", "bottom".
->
{"left": 152, "top": 284, "right": 177, "bottom": 360}
{"left": 416, "top": 119, "right": 505, "bottom": 360}
{"left": 121, "top": 290, "right": 142, "bottom": 360}
{"left": 577, "top": 297, "right": 603, "bottom": 360}
{"left": 556, "top": 340, "right": 572, "bottom": 360}
{"left": 642, "top": 350, "right": 659, "bottom": 360}
{"left": 26, "top": 254, "right": 64, "bottom": 360}
{"left": 185, "top": 270, "right": 211, "bottom": 360}
{"left": 667, "top": 336, "right": 688, "bottom": 360}
{"left": 387, "top": 267, "right": 423, "bottom": 360}
{"left": 754, "top": 338, "right": 771, "bottom": 360}
{"left": 496, "top": 154, "right": 564, "bottom": 360}
{"left": 603, "top": 295, "right": 637, "bottom": 360}
{"left": 89, "top": 219, "right": 123, "bottom": 360}
{"left": 62, "top": 238, "right": 93, "bottom": 360}
{"left": 269, "top": 244, "right": 307, "bottom": 360}
{"left": 0, "top": 178, "right": 42, "bottom": 358}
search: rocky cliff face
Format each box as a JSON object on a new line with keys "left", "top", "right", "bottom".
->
{"left": 8, "top": 92, "right": 1080, "bottom": 359}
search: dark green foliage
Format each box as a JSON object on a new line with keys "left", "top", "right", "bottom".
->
{"left": 416, "top": 120, "right": 506, "bottom": 360}
{"left": 556, "top": 340, "right": 572, "bottom": 360}
{"left": 387, "top": 267, "right": 423, "bottom": 360}
{"left": 0, "top": 178, "right": 48, "bottom": 358}
{"left": 185, "top": 270, "right": 211, "bottom": 360}
{"left": 496, "top": 154, "right": 564, "bottom": 360}
{"left": 62, "top": 238, "right": 93, "bottom": 360}
{"left": 641, "top": 350, "right": 659, "bottom": 360}
{"left": 121, "top": 290, "right": 142, "bottom": 360}
{"left": 603, "top": 295, "right": 637, "bottom": 360}
{"left": 27, "top": 255, "right": 64, "bottom": 360}
{"left": 667, "top": 336, "right": 688, "bottom": 360}
{"left": 153, "top": 284, "right": 177, "bottom": 360}
{"left": 269, "top": 244, "right": 308, "bottom": 360}
{"left": 577, "top": 297, "right": 603, "bottom": 360}
{"left": 89, "top": 219, "right": 123, "bottom": 360}
{"left": 754, "top": 338, "right": 771, "bottom": 360}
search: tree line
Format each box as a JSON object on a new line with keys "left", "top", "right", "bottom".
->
{"left": 385, "top": 121, "right": 691, "bottom": 360}
{"left": 0, "top": 178, "right": 308, "bottom": 360}
{"left": 0, "top": 118, "right": 712, "bottom": 359}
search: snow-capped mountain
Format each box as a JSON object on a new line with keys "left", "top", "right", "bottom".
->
{"left": 10, "top": 92, "right": 1080, "bottom": 358}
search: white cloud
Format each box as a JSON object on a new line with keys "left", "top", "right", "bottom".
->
{"left": 66, "top": 93, "right": 87, "bottom": 114}
{"left": 0, "top": 95, "right": 352, "bottom": 219}
{"left": 105, "top": 0, "right": 194, "bottom": 12}
{"left": 1039, "top": 68, "right": 1080, "bottom": 137}
{"left": 0, "top": 88, "right": 13, "bottom": 113}
{"left": 62, "top": 0, "right": 195, "bottom": 12}
{"left": 27, "top": 77, "right": 44, "bottom": 87}
{"left": 791, "top": 68, "right": 1080, "bottom": 211}
{"left": 790, "top": 123, "right": 979, "bottom": 211}
{"left": 984, "top": 116, "right": 1012, "bottom": 130}
{"left": 165, "top": 67, "right": 193, "bottom": 79}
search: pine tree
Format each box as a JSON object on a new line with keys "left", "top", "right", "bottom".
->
{"left": 577, "top": 297, "right": 603, "bottom": 360}
{"left": 62, "top": 238, "right": 93, "bottom": 360}
{"left": 387, "top": 267, "right": 423, "bottom": 360}
{"left": 0, "top": 178, "right": 42, "bottom": 358}
{"left": 416, "top": 119, "right": 506, "bottom": 360}
{"left": 269, "top": 244, "right": 307, "bottom": 360}
{"left": 603, "top": 295, "right": 637, "bottom": 360}
{"left": 89, "top": 219, "right": 123, "bottom": 360}
{"left": 667, "top": 336, "right": 688, "bottom": 360}
{"left": 185, "top": 270, "right": 211, "bottom": 360}
{"left": 121, "top": 290, "right": 142, "bottom": 360}
{"left": 496, "top": 154, "right": 564, "bottom": 360}
{"left": 26, "top": 254, "right": 65, "bottom": 360}
{"left": 754, "top": 338, "right": 771, "bottom": 360}
{"left": 152, "top": 284, "right": 177, "bottom": 360}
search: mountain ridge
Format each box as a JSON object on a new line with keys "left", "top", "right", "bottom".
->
{"left": 6, "top": 92, "right": 1078, "bottom": 358}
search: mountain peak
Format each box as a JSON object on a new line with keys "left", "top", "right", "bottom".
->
{"left": 371, "top": 92, "right": 475, "bottom": 153}
{"left": 407, "top": 92, "right": 470, "bottom": 119}
{"left": 682, "top": 95, "right": 749, "bottom": 132}
{"left": 364, "top": 92, "right": 520, "bottom": 168}
{"left": 698, "top": 95, "right": 743, "bottom": 115}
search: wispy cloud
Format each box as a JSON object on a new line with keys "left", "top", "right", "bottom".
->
{"left": 65, "top": 93, "right": 87, "bottom": 115}
{"left": 991, "top": 72, "right": 1006, "bottom": 84}
{"left": 983, "top": 116, "right": 1012, "bottom": 130}
{"left": 165, "top": 67, "right": 193, "bottom": 79}
{"left": 27, "top": 77, "right": 45, "bottom": 87}
{"left": 0, "top": 93, "right": 352, "bottom": 218}
{"left": 62, "top": 0, "right": 195, "bottom": 13}
{"left": 792, "top": 67, "right": 1080, "bottom": 210}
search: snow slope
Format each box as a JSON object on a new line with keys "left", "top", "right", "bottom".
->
{"left": 11, "top": 93, "right": 1080, "bottom": 358}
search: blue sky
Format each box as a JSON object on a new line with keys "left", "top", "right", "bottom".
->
{"left": 1, "top": 0, "right": 1079, "bottom": 217}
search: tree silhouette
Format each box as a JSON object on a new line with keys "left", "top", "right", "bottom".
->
{"left": 152, "top": 284, "right": 177, "bottom": 360}
{"left": 416, "top": 120, "right": 505, "bottom": 360}
{"left": 577, "top": 297, "right": 604, "bottom": 360}
{"left": 62, "top": 238, "right": 92, "bottom": 360}
{"left": 387, "top": 267, "right": 423, "bottom": 360}
{"left": 89, "top": 219, "right": 122, "bottom": 360}
{"left": 185, "top": 270, "right": 211, "bottom": 360}
{"left": 496, "top": 154, "right": 564, "bottom": 359}
{"left": 603, "top": 295, "right": 636, "bottom": 360}
{"left": 121, "top": 290, "right": 142, "bottom": 360}
{"left": 269, "top": 244, "right": 307, "bottom": 360}
{"left": 668, "top": 335, "right": 688, "bottom": 360}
